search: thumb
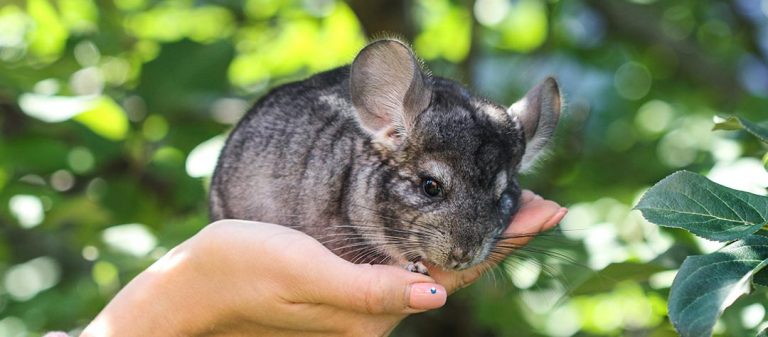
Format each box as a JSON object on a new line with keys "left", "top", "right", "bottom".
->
{"left": 302, "top": 258, "right": 447, "bottom": 315}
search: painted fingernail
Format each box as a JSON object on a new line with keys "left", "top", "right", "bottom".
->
{"left": 409, "top": 283, "right": 447, "bottom": 310}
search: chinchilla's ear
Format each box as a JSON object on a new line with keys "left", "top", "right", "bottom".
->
{"left": 508, "top": 77, "right": 561, "bottom": 172}
{"left": 350, "top": 39, "right": 431, "bottom": 148}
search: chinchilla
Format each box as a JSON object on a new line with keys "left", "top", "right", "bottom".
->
{"left": 210, "top": 39, "right": 561, "bottom": 273}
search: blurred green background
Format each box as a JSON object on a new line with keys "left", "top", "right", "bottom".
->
{"left": 1, "top": 0, "right": 767, "bottom": 336}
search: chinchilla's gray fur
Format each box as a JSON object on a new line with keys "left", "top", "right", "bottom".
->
{"left": 210, "top": 39, "right": 561, "bottom": 271}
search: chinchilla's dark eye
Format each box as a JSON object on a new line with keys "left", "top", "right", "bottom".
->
{"left": 499, "top": 192, "right": 516, "bottom": 222}
{"left": 422, "top": 177, "right": 443, "bottom": 197}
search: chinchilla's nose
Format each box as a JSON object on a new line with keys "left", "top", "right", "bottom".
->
{"left": 447, "top": 247, "right": 474, "bottom": 270}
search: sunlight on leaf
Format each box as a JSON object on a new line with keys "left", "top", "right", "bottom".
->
{"left": 497, "top": 0, "right": 548, "bottom": 52}
{"left": 19, "top": 93, "right": 97, "bottom": 122}
{"left": 27, "top": 0, "right": 68, "bottom": 61}
{"left": 244, "top": 0, "right": 284, "bottom": 19}
{"left": 229, "top": 3, "right": 364, "bottom": 88}
{"left": 57, "top": 0, "right": 98, "bottom": 33}
{"left": 124, "top": 4, "right": 234, "bottom": 43}
{"left": 73, "top": 96, "right": 129, "bottom": 141}
{"left": 636, "top": 171, "right": 768, "bottom": 241}
{"left": 713, "top": 115, "right": 768, "bottom": 143}
{"left": 0, "top": 5, "right": 31, "bottom": 62}
{"left": 414, "top": 0, "right": 471, "bottom": 62}
{"left": 114, "top": 0, "right": 147, "bottom": 11}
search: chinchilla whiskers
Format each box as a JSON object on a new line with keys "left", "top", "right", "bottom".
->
{"left": 316, "top": 231, "right": 414, "bottom": 241}
{"left": 491, "top": 243, "right": 582, "bottom": 266}
{"left": 340, "top": 201, "right": 441, "bottom": 232}
{"left": 327, "top": 224, "right": 426, "bottom": 236}
{"left": 343, "top": 242, "right": 424, "bottom": 265}
{"left": 322, "top": 237, "right": 422, "bottom": 252}
{"left": 325, "top": 222, "right": 445, "bottom": 242}
{"left": 508, "top": 253, "right": 577, "bottom": 295}
{"left": 486, "top": 245, "right": 596, "bottom": 301}
{"left": 334, "top": 237, "right": 421, "bottom": 255}
{"left": 480, "top": 254, "right": 567, "bottom": 291}
{"left": 328, "top": 224, "right": 443, "bottom": 241}
{"left": 315, "top": 229, "right": 426, "bottom": 244}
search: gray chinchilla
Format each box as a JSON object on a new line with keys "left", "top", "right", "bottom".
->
{"left": 210, "top": 39, "right": 561, "bottom": 273}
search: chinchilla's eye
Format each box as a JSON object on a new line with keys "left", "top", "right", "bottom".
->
{"left": 422, "top": 177, "right": 443, "bottom": 197}
{"left": 499, "top": 192, "right": 515, "bottom": 221}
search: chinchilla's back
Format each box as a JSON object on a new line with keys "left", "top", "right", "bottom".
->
{"left": 210, "top": 66, "right": 364, "bottom": 240}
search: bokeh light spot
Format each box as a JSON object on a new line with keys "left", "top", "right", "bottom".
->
{"left": 474, "top": 0, "right": 510, "bottom": 26}
{"left": 102, "top": 223, "right": 158, "bottom": 257}
{"left": 708, "top": 158, "right": 768, "bottom": 196}
{"left": 496, "top": 0, "right": 548, "bottom": 52}
{"left": 9, "top": 195, "right": 44, "bottom": 228}
{"left": 69, "top": 67, "right": 104, "bottom": 96}
{"left": 0, "top": 317, "right": 26, "bottom": 337}
{"left": 50, "top": 169, "right": 75, "bottom": 192}
{"left": 3, "top": 256, "right": 61, "bottom": 301}
{"left": 741, "top": 303, "right": 765, "bottom": 329}
{"left": 82, "top": 245, "right": 100, "bottom": 261}
{"left": 186, "top": 135, "right": 226, "bottom": 178}
{"left": 74, "top": 40, "right": 100, "bottom": 67}
{"left": 657, "top": 129, "right": 697, "bottom": 168}
{"left": 635, "top": 100, "right": 674, "bottom": 136}
{"left": 211, "top": 97, "right": 249, "bottom": 125}
{"left": 92, "top": 260, "right": 119, "bottom": 288}
{"left": 505, "top": 258, "right": 541, "bottom": 289}
{"left": 68, "top": 147, "right": 95, "bottom": 173}
{"left": 614, "top": 62, "right": 652, "bottom": 100}
{"left": 142, "top": 115, "right": 169, "bottom": 141}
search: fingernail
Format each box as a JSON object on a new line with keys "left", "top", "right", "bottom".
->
{"left": 409, "top": 283, "right": 447, "bottom": 310}
{"left": 541, "top": 208, "right": 567, "bottom": 229}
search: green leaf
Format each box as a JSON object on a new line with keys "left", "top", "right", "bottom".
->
{"left": 73, "top": 96, "right": 129, "bottom": 141}
{"left": 669, "top": 235, "right": 768, "bottom": 337}
{"left": 713, "top": 116, "right": 768, "bottom": 143}
{"left": 635, "top": 171, "right": 768, "bottom": 241}
{"left": 569, "top": 262, "right": 668, "bottom": 296}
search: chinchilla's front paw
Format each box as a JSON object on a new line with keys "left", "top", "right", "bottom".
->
{"left": 405, "top": 261, "right": 429, "bottom": 275}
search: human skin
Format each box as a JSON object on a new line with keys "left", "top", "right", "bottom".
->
{"left": 79, "top": 190, "right": 565, "bottom": 337}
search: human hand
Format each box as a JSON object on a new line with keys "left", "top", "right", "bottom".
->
{"left": 81, "top": 190, "right": 564, "bottom": 336}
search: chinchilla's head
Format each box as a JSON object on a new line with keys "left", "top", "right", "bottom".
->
{"left": 348, "top": 39, "right": 561, "bottom": 270}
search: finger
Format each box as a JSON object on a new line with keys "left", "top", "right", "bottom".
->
{"left": 298, "top": 256, "right": 448, "bottom": 315}
{"left": 502, "top": 200, "right": 566, "bottom": 249}
{"left": 520, "top": 189, "right": 538, "bottom": 204}
{"left": 207, "top": 221, "right": 449, "bottom": 315}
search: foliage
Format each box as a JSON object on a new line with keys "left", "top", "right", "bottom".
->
{"left": 1, "top": 0, "right": 767, "bottom": 336}
{"left": 636, "top": 117, "right": 768, "bottom": 337}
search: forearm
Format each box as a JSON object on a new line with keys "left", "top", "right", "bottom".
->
{"left": 80, "top": 246, "right": 226, "bottom": 336}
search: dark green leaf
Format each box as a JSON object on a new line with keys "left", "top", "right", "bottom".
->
{"left": 753, "top": 268, "right": 768, "bottom": 287}
{"left": 713, "top": 116, "right": 768, "bottom": 143}
{"left": 569, "top": 262, "right": 668, "bottom": 295}
{"left": 636, "top": 171, "right": 768, "bottom": 241}
{"left": 669, "top": 235, "right": 768, "bottom": 337}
